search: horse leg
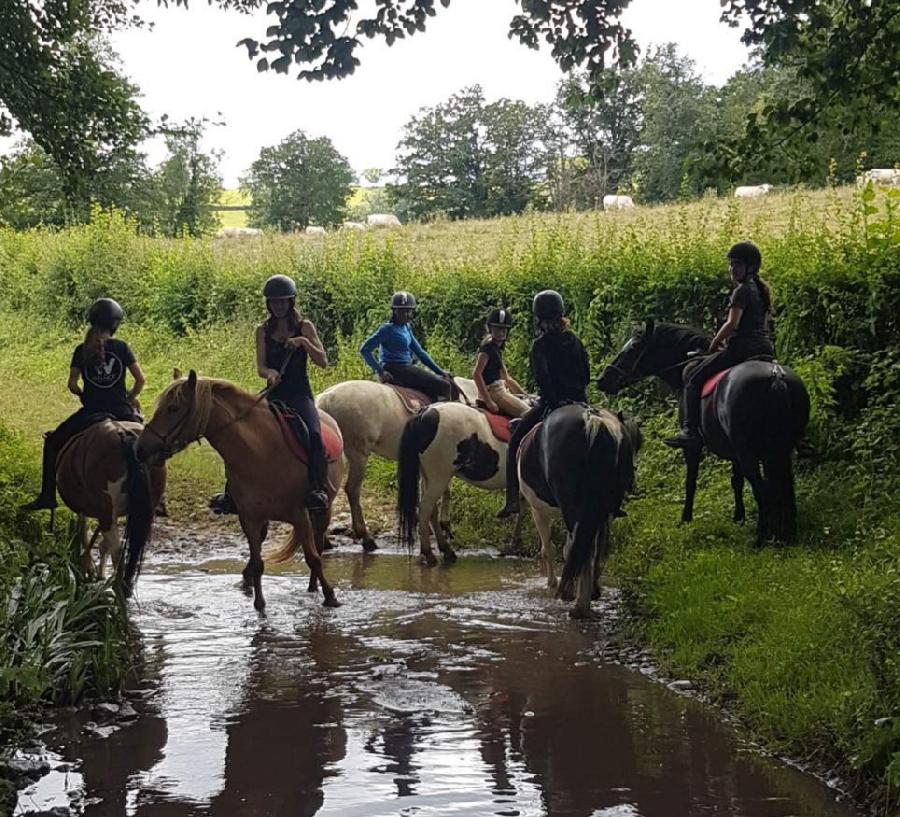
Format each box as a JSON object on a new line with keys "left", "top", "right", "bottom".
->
{"left": 737, "top": 455, "right": 768, "bottom": 546}
{"left": 238, "top": 515, "right": 267, "bottom": 613}
{"left": 681, "top": 450, "right": 701, "bottom": 523}
{"left": 241, "top": 521, "right": 268, "bottom": 594}
{"left": 570, "top": 544, "right": 596, "bottom": 620}
{"left": 592, "top": 519, "right": 611, "bottom": 601}
{"left": 97, "top": 524, "right": 120, "bottom": 582}
{"left": 731, "top": 460, "right": 746, "bottom": 523}
{"left": 529, "top": 502, "right": 556, "bottom": 590}
{"left": 295, "top": 514, "right": 339, "bottom": 607}
{"left": 558, "top": 532, "right": 576, "bottom": 602}
{"left": 438, "top": 486, "right": 452, "bottom": 543}
{"left": 308, "top": 509, "right": 332, "bottom": 593}
{"left": 417, "top": 478, "right": 443, "bottom": 566}
{"left": 346, "top": 450, "right": 377, "bottom": 552}
{"left": 509, "top": 508, "right": 524, "bottom": 551}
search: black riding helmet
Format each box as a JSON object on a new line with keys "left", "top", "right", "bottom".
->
{"left": 87, "top": 298, "right": 124, "bottom": 332}
{"left": 727, "top": 241, "right": 762, "bottom": 273}
{"left": 391, "top": 291, "right": 417, "bottom": 310}
{"left": 533, "top": 290, "right": 564, "bottom": 321}
{"left": 487, "top": 307, "right": 513, "bottom": 328}
{"left": 263, "top": 274, "right": 298, "bottom": 299}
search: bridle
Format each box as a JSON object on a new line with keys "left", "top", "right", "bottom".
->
{"left": 604, "top": 337, "right": 705, "bottom": 392}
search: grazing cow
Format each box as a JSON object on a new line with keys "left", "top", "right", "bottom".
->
{"left": 858, "top": 168, "right": 900, "bottom": 187}
{"left": 305, "top": 225, "right": 326, "bottom": 236}
{"left": 602, "top": 195, "right": 635, "bottom": 210}
{"left": 217, "top": 227, "right": 262, "bottom": 238}
{"left": 734, "top": 184, "right": 773, "bottom": 198}
{"left": 366, "top": 213, "right": 402, "bottom": 228}
{"left": 341, "top": 221, "right": 366, "bottom": 231}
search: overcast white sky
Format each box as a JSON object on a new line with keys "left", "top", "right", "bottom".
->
{"left": 7, "top": 0, "right": 751, "bottom": 187}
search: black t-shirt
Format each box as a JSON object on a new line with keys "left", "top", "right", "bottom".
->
{"left": 71, "top": 339, "right": 135, "bottom": 412}
{"left": 530, "top": 330, "right": 590, "bottom": 407}
{"left": 479, "top": 340, "right": 504, "bottom": 386}
{"left": 728, "top": 280, "right": 770, "bottom": 342}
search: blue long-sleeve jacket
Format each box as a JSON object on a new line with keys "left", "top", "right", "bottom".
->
{"left": 360, "top": 322, "right": 445, "bottom": 376}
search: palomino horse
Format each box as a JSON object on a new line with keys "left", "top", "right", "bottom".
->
{"left": 316, "top": 377, "right": 478, "bottom": 550}
{"left": 396, "top": 402, "right": 523, "bottom": 565}
{"left": 517, "top": 405, "right": 641, "bottom": 618}
{"left": 596, "top": 319, "right": 810, "bottom": 543}
{"left": 134, "top": 371, "right": 345, "bottom": 611}
{"left": 55, "top": 420, "right": 165, "bottom": 588}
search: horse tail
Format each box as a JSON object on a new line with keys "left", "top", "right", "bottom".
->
{"left": 397, "top": 408, "right": 439, "bottom": 552}
{"left": 762, "top": 367, "right": 798, "bottom": 541}
{"left": 122, "top": 437, "right": 155, "bottom": 596}
{"left": 266, "top": 525, "right": 303, "bottom": 564}
{"left": 559, "top": 414, "right": 618, "bottom": 592}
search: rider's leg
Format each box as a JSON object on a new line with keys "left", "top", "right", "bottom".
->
{"left": 666, "top": 350, "right": 731, "bottom": 449}
{"left": 294, "top": 397, "right": 328, "bottom": 512}
{"left": 488, "top": 381, "right": 530, "bottom": 418}
{"left": 21, "top": 409, "right": 93, "bottom": 511}
{"left": 384, "top": 363, "right": 451, "bottom": 401}
{"left": 497, "top": 403, "right": 544, "bottom": 518}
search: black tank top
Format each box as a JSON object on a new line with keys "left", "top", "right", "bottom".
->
{"left": 266, "top": 323, "right": 313, "bottom": 403}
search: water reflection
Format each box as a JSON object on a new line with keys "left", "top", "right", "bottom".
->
{"left": 26, "top": 551, "right": 860, "bottom": 817}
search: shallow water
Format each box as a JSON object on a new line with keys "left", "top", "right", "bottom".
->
{"left": 16, "top": 527, "right": 860, "bottom": 817}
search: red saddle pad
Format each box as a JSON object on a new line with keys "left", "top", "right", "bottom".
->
{"left": 701, "top": 368, "right": 732, "bottom": 399}
{"left": 480, "top": 409, "right": 513, "bottom": 443}
{"left": 273, "top": 409, "right": 343, "bottom": 464}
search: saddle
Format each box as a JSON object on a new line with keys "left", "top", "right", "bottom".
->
{"left": 389, "top": 385, "right": 433, "bottom": 414}
{"left": 269, "top": 402, "right": 343, "bottom": 464}
{"left": 478, "top": 409, "right": 514, "bottom": 443}
{"left": 700, "top": 356, "right": 779, "bottom": 399}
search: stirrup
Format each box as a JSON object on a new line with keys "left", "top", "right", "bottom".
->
{"left": 20, "top": 495, "right": 57, "bottom": 512}
{"left": 209, "top": 492, "right": 238, "bottom": 515}
{"left": 664, "top": 428, "right": 702, "bottom": 449}
{"left": 307, "top": 490, "right": 328, "bottom": 513}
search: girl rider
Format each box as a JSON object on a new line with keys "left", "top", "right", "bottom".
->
{"left": 666, "top": 240, "right": 775, "bottom": 449}
{"left": 473, "top": 308, "right": 530, "bottom": 418}
{"left": 209, "top": 275, "right": 329, "bottom": 514}
{"left": 360, "top": 291, "right": 452, "bottom": 402}
{"left": 21, "top": 298, "right": 145, "bottom": 511}
{"left": 497, "top": 290, "right": 591, "bottom": 518}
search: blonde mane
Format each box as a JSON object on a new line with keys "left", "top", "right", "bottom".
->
{"left": 156, "top": 376, "right": 258, "bottom": 442}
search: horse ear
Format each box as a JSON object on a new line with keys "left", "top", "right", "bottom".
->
{"left": 186, "top": 370, "right": 198, "bottom": 392}
{"left": 644, "top": 318, "right": 655, "bottom": 337}
{"left": 617, "top": 410, "right": 626, "bottom": 423}
{"left": 173, "top": 367, "right": 183, "bottom": 380}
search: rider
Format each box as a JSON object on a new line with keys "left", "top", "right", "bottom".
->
{"left": 665, "top": 240, "right": 775, "bottom": 449}
{"left": 21, "top": 298, "right": 144, "bottom": 512}
{"left": 473, "top": 307, "right": 530, "bottom": 418}
{"left": 497, "top": 290, "right": 591, "bottom": 518}
{"left": 360, "top": 291, "right": 452, "bottom": 401}
{"left": 210, "top": 275, "right": 330, "bottom": 513}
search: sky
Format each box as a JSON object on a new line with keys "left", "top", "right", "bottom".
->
{"left": 7, "top": 0, "right": 751, "bottom": 187}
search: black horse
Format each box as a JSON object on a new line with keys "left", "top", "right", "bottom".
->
{"left": 517, "top": 404, "right": 642, "bottom": 618}
{"left": 596, "top": 319, "right": 810, "bottom": 543}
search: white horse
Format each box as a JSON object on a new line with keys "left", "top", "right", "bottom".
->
{"left": 316, "top": 377, "right": 479, "bottom": 550}
{"left": 396, "top": 402, "right": 522, "bottom": 565}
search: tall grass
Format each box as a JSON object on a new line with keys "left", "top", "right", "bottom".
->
{"left": 0, "top": 185, "right": 897, "bottom": 809}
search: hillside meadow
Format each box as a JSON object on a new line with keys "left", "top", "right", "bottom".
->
{"left": 0, "top": 184, "right": 897, "bottom": 811}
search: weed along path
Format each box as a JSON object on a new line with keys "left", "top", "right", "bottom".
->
{"left": 16, "top": 524, "right": 860, "bottom": 817}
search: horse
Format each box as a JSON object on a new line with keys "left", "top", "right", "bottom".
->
{"left": 315, "top": 377, "right": 479, "bottom": 550}
{"left": 396, "top": 402, "right": 523, "bottom": 565}
{"left": 517, "top": 405, "right": 642, "bottom": 618}
{"left": 134, "top": 371, "right": 346, "bottom": 612}
{"left": 55, "top": 419, "right": 164, "bottom": 589}
{"left": 596, "top": 319, "right": 810, "bottom": 543}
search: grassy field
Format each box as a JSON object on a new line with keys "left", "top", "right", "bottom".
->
{"left": 0, "top": 184, "right": 897, "bottom": 811}
{"left": 214, "top": 188, "right": 250, "bottom": 229}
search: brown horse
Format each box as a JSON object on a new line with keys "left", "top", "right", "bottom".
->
{"left": 55, "top": 420, "right": 165, "bottom": 589}
{"left": 134, "top": 371, "right": 345, "bottom": 612}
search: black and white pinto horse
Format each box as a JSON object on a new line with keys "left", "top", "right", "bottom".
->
{"left": 596, "top": 319, "right": 810, "bottom": 543}
{"left": 517, "top": 404, "right": 642, "bottom": 618}
{"left": 397, "top": 402, "right": 523, "bottom": 565}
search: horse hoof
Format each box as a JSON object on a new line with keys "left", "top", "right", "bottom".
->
{"left": 362, "top": 538, "right": 379, "bottom": 553}
{"left": 557, "top": 587, "right": 575, "bottom": 603}
{"left": 442, "top": 551, "right": 458, "bottom": 565}
{"left": 253, "top": 598, "right": 266, "bottom": 614}
{"left": 323, "top": 596, "right": 341, "bottom": 608}
{"left": 568, "top": 607, "right": 591, "bottom": 620}
{"left": 547, "top": 577, "right": 558, "bottom": 591}
{"left": 322, "top": 537, "right": 335, "bottom": 552}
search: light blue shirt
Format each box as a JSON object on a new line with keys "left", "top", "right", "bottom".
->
{"left": 360, "top": 322, "right": 445, "bottom": 376}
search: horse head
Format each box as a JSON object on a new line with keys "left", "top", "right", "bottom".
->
{"left": 137, "top": 369, "right": 205, "bottom": 464}
{"left": 596, "top": 318, "right": 655, "bottom": 395}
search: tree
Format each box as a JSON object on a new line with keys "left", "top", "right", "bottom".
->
{"left": 242, "top": 130, "right": 353, "bottom": 231}
{"left": 0, "top": 144, "right": 67, "bottom": 229}
{"left": 361, "top": 168, "right": 384, "bottom": 185}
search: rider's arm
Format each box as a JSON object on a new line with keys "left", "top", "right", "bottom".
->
{"left": 710, "top": 307, "right": 743, "bottom": 350}
{"left": 67, "top": 366, "right": 82, "bottom": 398}
{"left": 409, "top": 333, "right": 445, "bottom": 376}
{"left": 256, "top": 325, "right": 280, "bottom": 384}
{"left": 501, "top": 361, "right": 526, "bottom": 394}
{"left": 299, "top": 320, "right": 328, "bottom": 368}
{"left": 360, "top": 326, "right": 386, "bottom": 375}
{"left": 530, "top": 338, "right": 558, "bottom": 407}
{"left": 473, "top": 352, "right": 493, "bottom": 405}
{"left": 127, "top": 362, "right": 145, "bottom": 401}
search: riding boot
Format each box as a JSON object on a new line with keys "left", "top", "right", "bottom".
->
{"left": 209, "top": 483, "right": 238, "bottom": 515}
{"left": 497, "top": 444, "right": 521, "bottom": 518}
{"left": 306, "top": 445, "right": 329, "bottom": 513}
{"left": 20, "top": 436, "right": 58, "bottom": 511}
{"left": 665, "top": 388, "right": 703, "bottom": 449}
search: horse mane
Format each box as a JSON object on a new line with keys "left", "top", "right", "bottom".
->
{"left": 156, "top": 376, "right": 258, "bottom": 441}
{"left": 649, "top": 322, "right": 711, "bottom": 352}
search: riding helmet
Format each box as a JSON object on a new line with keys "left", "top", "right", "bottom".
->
{"left": 391, "top": 291, "right": 417, "bottom": 310}
{"left": 487, "top": 307, "right": 513, "bottom": 328}
{"left": 727, "top": 241, "right": 762, "bottom": 272}
{"left": 263, "top": 274, "right": 298, "bottom": 299}
{"left": 532, "top": 290, "right": 565, "bottom": 321}
{"left": 87, "top": 298, "right": 124, "bottom": 331}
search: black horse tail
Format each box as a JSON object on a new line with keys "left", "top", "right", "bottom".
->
{"left": 396, "top": 408, "right": 439, "bottom": 552}
{"left": 762, "top": 368, "right": 797, "bottom": 541}
{"left": 559, "top": 415, "right": 617, "bottom": 592}
{"left": 122, "top": 437, "right": 155, "bottom": 596}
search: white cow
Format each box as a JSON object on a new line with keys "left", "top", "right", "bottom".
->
{"left": 602, "top": 195, "right": 635, "bottom": 210}
{"left": 858, "top": 168, "right": 900, "bottom": 187}
{"left": 341, "top": 221, "right": 366, "bottom": 231}
{"left": 734, "top": 184, "right": 773, "bottom": 198}
{"left": 366, "top": 213, "right": 402, "bottom": 228}
{"left": 305, "top": 225, "right": 326, "bottom": 236}
{"left": 217, "top": 227, "right": 262, "bottom": 238}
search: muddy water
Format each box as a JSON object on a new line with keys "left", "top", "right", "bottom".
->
{"left": 16, "top": 526, "right": 859, "bottom": 817}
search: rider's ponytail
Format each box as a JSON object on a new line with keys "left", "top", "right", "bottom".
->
{"left": 82, "top": 326, "right": 106, "bottom": 366}
{"left": 752, "top": 273, "right": 774, "bottom": 315}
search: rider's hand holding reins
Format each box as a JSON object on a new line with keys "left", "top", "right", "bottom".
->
{"left": 265, "top": 368, "right": 282, "bottom": 388}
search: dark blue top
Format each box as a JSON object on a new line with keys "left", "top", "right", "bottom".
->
{"left": 266, "top": 323, "right": 313, "bottom": 404}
